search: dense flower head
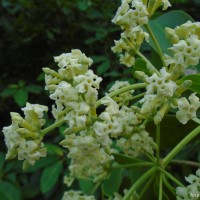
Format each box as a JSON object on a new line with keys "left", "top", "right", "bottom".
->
{"left": 60, "top": 133, "right": 113, "bottom": 179}
{"left": 166, "top": 21, "right": 200, "bottom": 43}
{"left": 54, "top": 49, "right": 93, "bottom": 78}
{"left": 139, "top": 67, "right": 177, "bottom": 123}
{"left": 3, "top": 103, "right": 48, "bottom": 169}
{"left": 165, "top": 21, "right": 200, "bottom": 73}
{"left": 44, "top": 49, "right": 93, "bottom": 94}
{"left": 168, "top": 35, "right": 200, "bottom": 67}
{"left": 112, "top": 0, "right": 148, "bottom": 29}
{"left": 62, "top": 190, "right": 95, "bottom": 200}
{"left": 111, "top": 0, "right": 150, "bottom": 67}
{"left": 117, "top": 129, "right": 157, "bottom": 157}
{"left": 176, "top": 169, "right": 200, "bottom": 200}
{"left": 43, "top": 50, "right": 102, "bottom": 130}
{"left": 94, "top": 96, "right": 138, "bottom": 138}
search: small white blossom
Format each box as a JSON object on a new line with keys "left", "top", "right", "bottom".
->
{"left": 62, "top": 190, "right": 96, "bottom": 200}
{"left": 176, "top": 93, "right": 200, "bottom": 124}
{"left": 169, "top": 35, "right": 200, "bottom": 67}
{"left": 162, "top": 0, "right": 171, "bottom": 10}
{"left": 54, "top": 49, "right": 93, "bottom": 79}
{"left": 119, "top": 52, "right": 135, "bottom": 67}
{"left": 65, "top": 101, "right": 90, "bottom": 128}
{"left": 74, "top": 69, "right": 102, "bottom": 93}
{"left": 176, "top": 169, "right": 200, "bottom": 200}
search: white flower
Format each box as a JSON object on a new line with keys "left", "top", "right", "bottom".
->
{"left": 60, "top": 134, "right": 112, "bottom": 179}
{"left": 166, "top": 21, "right": 200, "bottom": 42}
{"left": 146, "top": 67, "right": 177, "bottom": 97}
{"left": 176, "top": 168, "right": 200, "bottom": 200}
{"left": 65, "top": 101, "right": 90, "bottom": 128}
{"left": 62, "top": 190, "right": 96, "bottom": 200}
{"left": 119, "top": 52, "right": 135, "bottom": 67}
{"left": 162, "top": 0, "right": 171, "bottom": 10}
{"left": 117, "top": 130, "right": 157, "bottom": 157}
{"left": 50, "top": 81, "right": 79, "bottom": 103}
{"left": 176, "top": 93, "right": 200, "bottom": 124}
{"left": 22, "top": 103, "right": 48, "bottom": 126}
{"left": 18, "top": 140, "right": 46, "bottom": 168}
{"left": 3, "top": 103, "right": 48, "bottom": 169}
{"left": 112, "top": 1, "right": 130, "bottom": 25}
{"left": 169, "top": 36, "right": 200, "bottom": 67}
{"left": 74, "top": 69, "right": 102, "bottom": 93}
{"left": 131, "top": 0, "right": 148, "bottom": 25}
{"left": 54, "top": 49, "right": 93, "bottom": 80}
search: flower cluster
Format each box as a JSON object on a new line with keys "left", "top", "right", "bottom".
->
{"left": 94, "top": 96, "right": 156, "bottom": 158}
{"left": 3, "top": 103, "right": 48, "bottom": 169}
{"left": 62, "top": 190, "right": 95, "bottom": 200}
{"left": 176, "top": 93, "right": 200, "bottom": 124}
{"left": 44, "top": 49, "right": 102, "bottom": 128}
{"left": 176, "top": 168, "right": 200, "bottom": 200}
{"left": 136, "top": 67, "right": 177, "bottom": 124}
{"left": 112, "top": 0, "right": 171, "bottom": 67}
{"left": 60, "top": 133, "right": 112, "bottom": 179}
{"left": 43, "top": 50, "right": 157, "bottom": 180}
{"left": 165, "top": 21, "right": 200, "bottom": 77}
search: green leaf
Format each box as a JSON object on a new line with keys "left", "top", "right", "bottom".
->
{"left": 40, "top": 161, "right": 63, "bottom": 193}
{"left": 45, "top": 143, "right": 64, "bottom": 156}
{"left": 0, "top": 153, "right": 5, "bottom": 171}
{"left": 78, "top": 0, "right": 90, "bottom": 11}
{"left": 0, "top": 88, "right": 16, "bottom": 98}
{"left": 132, "top": 58, "right": 149, "bottom": 74}
{"left": 156, "top": 10, "right": 194, "bottom": 29}
{"left": 146, "top": 115, "right": 199, "bottom": 149}
{"left": 13, "top": 89, "right": 28, "bottom": 106}
{"left": 24, "top": 156, "right": 59, "bottom": 173}
{"left": 0, "top": 180, "right": 22, "bottom": 200}
{"left": 148, "top": 20, "right": 171, "bottom": 54}
{"left": 102, "top": 168, "right": 122, "bottom": 196}
{"left": 176, "top": 74, "right": 200, "bottom": 93}
{"left": 26, "top": 84, "right": 43, "bottom": 94}
{"left": 97, "top": 59, "right": 110, "bottom": 75}
{"left": 79, "top": 179, "right": 94, "bottom": 194}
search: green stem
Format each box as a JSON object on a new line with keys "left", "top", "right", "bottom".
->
{"left": 138, "top": 175, "right": 154, "bottom": 200}
{"left": 122, "top": 167, "right": 156, "bottom": 200}
{"left": 41, "top": 118, "right": 65, "bottom": 136}
{"left": 125, "top": 92, "right": 146, "bottom": 102}
{"left": 156, "top": 123, "right": 160, "bottom": 162}
{"left": 192, "top": 118, "right": 200, "bottom": 124}
{"left": 159, "top": 173, "right": 163, "bottom": 200}
{"left": 64, "top": 126, "right": 86, "bottom": 134}
{"left": 162, "top": 175, "right": 176, "bottom": 195}
{"left": 162, "top": 125, "right": 200, "bottom": 168}
{"left": 145, "top": 152, "right": 157, "bottom": 163}
{"left": 96, "top": 83, "right": 147, "bottom": 107}
{"left": 171, "top": 159, "right": 200, "bottom": 168}
{"left": 112, "top": 162, "right": 153, "bottom": 169}
{"left": 135, "top": 50, "right": 156, "bottom": 70}
{"left": 144, "top": 24, "right": 167, "bottom": 68}
{"left": 89, "top": 181, "right": 100, "bottom": 195}
{"left": 158, "top": 168, "right": 184, "bottom": 187}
